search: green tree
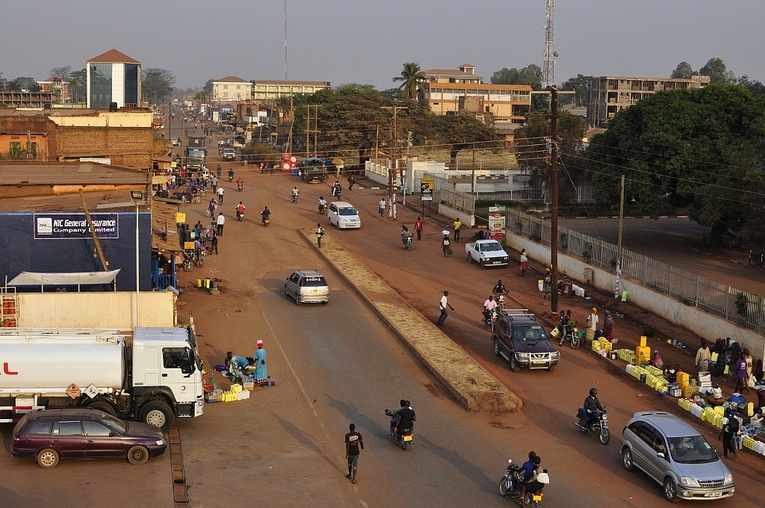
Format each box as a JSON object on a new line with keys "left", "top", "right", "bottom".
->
{"left": 7, "top": 77, "right": 38, "bottom": 92}
{"left": 560, "top": 74, "right": 590, "bottom": 108}
{"left": 736, "top": 75, "right": 765, "bottom": 97}
{"left": 491, "top": 64, "right": 542, "bottom": 89}
{"left": 514, "top": 110, "right": 586, "bottom": 203}
{"left": 50, "top": 66, "right": 71, "bottom": 82}
{"left": 393, "top": 62, "right": 426, "bottom": 101}
{"left": 670, "top": 62, "right": 695, "bottom": 79}
{"left": 202, "top": 79, "right": 214, "bottom": 95}
{"left": 142, "top": 68, "right": 175, "bottom": 105}
{"left": 432, "top": 113, "right": 500, "bottom": 167}
{"left": 699, "top": 57, "right": 735, "bottom": 84}
{"left": 69, "top": 68, "right": 86, "bottom": 103}
{"left": 585, "top": 84, "right": 765, "bottom": 247}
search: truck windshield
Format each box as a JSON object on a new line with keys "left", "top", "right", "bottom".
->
{"left": 482, "top": 243, "right": 503, "bottom": 251}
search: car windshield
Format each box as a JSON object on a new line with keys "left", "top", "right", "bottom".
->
{"left": 301, "top": 276, "right": 327, "bottom": 287}
{"left": 513, "top": 325, "right": 548, "bottom": 341}
{"left": 339, "top": 208, "right": 357, "bottom": 216}
{"left": 483, "top": 243, "right": 503, "bottom": 251}
{"left": 100, "top": 413, "right": 128, "bottom": 434}
{"left": 668, "top": 435, "right": 719, "bottom": 463}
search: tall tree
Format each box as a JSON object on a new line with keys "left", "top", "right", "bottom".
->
{"left": 202, "top": 79, "right": 214, "bottom": 95}
{"left": 432, "top": 113, "right": 500, "bottom": 167}
{"left": 7, "top": 77, "right": 38, "bottom": 92}
{"left": 69, "top": 68, "right": 86, "bottom": 104}
{"left": 736, "top": 75, "right": 765, "bottom": 97}
{"left": 586, "top": 85, "right": 765, "bottom": 247}
{"left": 699, "top": 57, "right": 735, "bottom": 84}
{"left": 50, "top": 66, "right": 71, "bottom": 81}
{"left": 514, "top": 110, "right": 586, "bottom": 204}
{"left": 670, "top": 62, "right": 695, "bottom": 79}
{"left": 491, "top": 64, "right": 542, "bottom": 89}
{"left": 142, "top": 68, "right": 175, "bottom": 105}
{"left": 393, "top": 62, "right": 426, "bottom": 101}
{"left": 560, "top": 74, "right": 590, "bottom": 108}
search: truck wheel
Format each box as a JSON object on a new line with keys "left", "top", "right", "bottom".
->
{"left": 37, "top": 448, "right": 60, "bottom": 469}
{"left": 127, "top": 445, "right": 150, "bottom": 465}
{"left": 139, "top": 401, "right": 174, "bottom": 431}
{"left": 467, "top": 253, "right": 471, "bottom": 263}
{"left": 480, "top": 259, "right": 485, "bottom": 269}
{"left": 89, "top": 400, "right": 117, "bottom": 416}
{"left": 509, "top": 355, "right": 518, "bottom": 372}
{"left": 493, "top": 339, "right": 501, "bottom": 357}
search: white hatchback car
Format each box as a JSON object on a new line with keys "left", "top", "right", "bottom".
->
{"left": 328, "top": 201, "right": 361, "bottom": 229}
{"left": 284, "top": 270, "right": 329, "bottom": 305}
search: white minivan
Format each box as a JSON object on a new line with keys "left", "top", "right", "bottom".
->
{"left": 328, "top": 201, "right": 361, "bottom": 229}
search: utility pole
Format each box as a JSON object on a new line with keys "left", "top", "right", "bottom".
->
{"left": 615, "top": 174, "right": 625, "bottom": 299}
{"left": 550, "top": 88, "right": 559, "bottom": 315}
{"left": 381, "top": 106, "right": 407, "bottom": 209}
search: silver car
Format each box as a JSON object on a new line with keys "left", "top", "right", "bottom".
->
{"left": 620, "top": 411, "right": 734, "bottom": 502}
{"left": 284, "top": 270, "right": 329, "bottom": 305}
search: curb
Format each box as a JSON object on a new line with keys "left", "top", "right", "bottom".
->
{"left": 298, "top": 228, "right": 522, "bottom": 413}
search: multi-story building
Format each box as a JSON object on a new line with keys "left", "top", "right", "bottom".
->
{"left": 0, "top": 91, "right": 54, "bottom": 109}
{"left": 38, "top": 76, "right": 71, "bottom": 104}
{"left": 86, "top": 49, "right": 142, "bottom": 109}
{"left": 212, "top": 76, "right": 252, "bottom": 102}
{"left": 422, "top": 65, "right": 532, "bottom": 125}
{"left": 588, "top": 75, "right": 711, "bottom": 128}
{"left": 250, "top": 80, "right": 332, "bottom": 101}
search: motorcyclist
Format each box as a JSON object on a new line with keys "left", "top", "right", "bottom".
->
{"left": 483, "top": 295, "right": 498, "bottom": 325}
{"left": 584, "top": 387, "right": 605, "bottom": 423}
{"left": 401, "top": 225, "right": 413, "bottom": 247}
{"left": 392, "top": 400, "right": 416, "bottom": 437}
{"left": 317, "top": 196, "right": 327, "bottom": 214}
{"left": 236, "top": 176, "right": 243, "bottom": 191}
{"left": 261, "top": 206, "right": 271, "bottom": 224}
{"left": 228, "top": 168, "right": 234, "bottom": 181}
{"left": 388, "top": 399, "right": 407, "bottom": 435}
{"left": 216, "top": 164, "right": 222, "bottom": 179}
{"left": 291, "top": 186, "right": 300, "bottom": 202}
{"left": 235, "top": 201, "right": 246, "bottom": 220}
{"left": 492, "top": 279, "right": 508, "bottom": 295}
{"left": 513, "top": 451, "right": 537, "bottom": 494}
{"left": 515, "top": 455, "right": 545, "bottom": 499}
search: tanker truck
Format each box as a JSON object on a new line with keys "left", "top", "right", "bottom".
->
{"left": 0, "top": 326, "right": 204, "bottom": 431}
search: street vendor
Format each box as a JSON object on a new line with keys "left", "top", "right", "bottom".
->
{"left": 706, "top": 383, "right": 724, "bottom": 406}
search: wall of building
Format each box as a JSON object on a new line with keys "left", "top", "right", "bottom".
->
{"left": 17, "top": 291, "right": 176, "bottom": 328}
{"left": 0, "top": 212, "right": 152, "bottom": 292}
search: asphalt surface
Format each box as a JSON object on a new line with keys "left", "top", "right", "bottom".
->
{"left": 2, "top": 125, "right": 764, "bottom": 507}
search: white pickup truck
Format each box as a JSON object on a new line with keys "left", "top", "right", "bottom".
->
{"left": 465, "top": 239, "right": 509, "bottom": 268}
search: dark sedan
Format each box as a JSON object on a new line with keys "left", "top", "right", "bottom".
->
{"left": 11, "top": 408, "right": 167, "bottom": 468}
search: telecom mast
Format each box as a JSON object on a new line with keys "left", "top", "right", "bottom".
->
{"left": 542, "top": 0, "right": 555, "bottom": 88}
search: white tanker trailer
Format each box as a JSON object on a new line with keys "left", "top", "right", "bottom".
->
{"left": 0, "top": 326, "right": 204, "bottom": 430}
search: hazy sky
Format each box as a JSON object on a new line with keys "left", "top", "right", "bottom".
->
{"left": 2, "top": 1, "right": 763, "bottom": 91}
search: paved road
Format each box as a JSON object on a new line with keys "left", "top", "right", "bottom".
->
{"left": 2, "top": 134, "right": 763, "bottom": 506}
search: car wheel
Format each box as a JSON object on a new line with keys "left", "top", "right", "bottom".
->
{"left": 139, "top": 401, "right": 174, "bottom": 431}
{"left": 662, "top": 477, "right": 677, "bottom": 502}
{"left": 493, "top": 338, "right": 501, "bottom": 356}
{"left": 284, "top": 285, "right": 291, "bottom": 301}
{"left": 467, "top": 254, "right": 471, "bottom": 263}
{"left": 89, "top": 400, "right": 117, "bottom": 416}
{"left": 127, "top": 445, "right": 150, "bottom": 465}
{"left": 509, "top": 354, "right": 518, "bottom": 372}
{"left": 621, "top": 447, "right": 635, "bottom": 471}
{"left": 37, "top": 448, "right": 60, "bottom": 469}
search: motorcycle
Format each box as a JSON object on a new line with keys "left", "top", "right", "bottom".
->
{"left": 318, "top": 203, "right": 327, "bottom": 215}
{"left": 384, "top": 409, "right": 414, "bottom": 450}
{"left": 483, "top": 308, "right": 498, "bottom": 328}
{"left": 291, "top": 191, "right": 299, "bottom": 203}
{"left": 498, "top": 459, "right": 545, "bottom": 506}
{"left": 402, "top": 232, "right": 413, "bottom": 251}
{"left": 556, "top": 325, "right": 580, "bottom": 350}
{"left": 262, "top": 216, "right": 270, "bottom": 227}
{"left": 228, "top": 171, "right": 234, "bottom": 182}
{"left": 492, "top": 292, "right": 506, "bottom": 311}
{"left": 236, "top": 208, "right": 245, "bottom": 222}
{"left": 237, "top": 183, "right": 243, "bottom": 191}
{"left": 575, "top": 408, "right": 610, "bottom": 445}
{"left": 182, "top": 250, "right": 195, "bottom": 272}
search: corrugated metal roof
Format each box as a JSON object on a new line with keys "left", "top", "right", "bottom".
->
{"left": 0, "top": 162, "right": 149, "bottom": 186}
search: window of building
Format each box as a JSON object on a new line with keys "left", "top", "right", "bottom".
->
{"left": 124, "top": 64, "right": 139, "bottom": 106}
{"left": 28, "top": 142, "right": 37, "bottom": 159}
{"left": 89, "top": 63, "right": 112, "bottom": 109}
{"left": 9, "top": 142, "right": 21, "bottom": 160}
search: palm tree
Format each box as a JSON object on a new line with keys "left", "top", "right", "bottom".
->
{"left": 393, "top": 62, "right": 426, "bottom": 101}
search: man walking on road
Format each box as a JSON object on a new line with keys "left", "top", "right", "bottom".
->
{"left": 453, "top": 218, "right": 462, "bottom": 242}
{"left": 378, "top": 198, "right": 386, "bottom": 217}
{"left": 216, "top": 212, "right": 225, "bottom": 236}
{"left": 345, "top": 423, "right": 364, "bottom": 483}
{"left": 217, "top": 186, "right": 225, "bottom": 205}
{"left": 414, "top": 217, "right": 423, "bottom": 240}
{"left": 437, "top": 291, "right": 455, "bottom": 326}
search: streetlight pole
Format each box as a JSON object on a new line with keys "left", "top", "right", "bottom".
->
{"left": 131, "top": 190, "right": 144, "bottom": 327}
{"left": 550, "top": 88, "right": 559, "bottom": 315}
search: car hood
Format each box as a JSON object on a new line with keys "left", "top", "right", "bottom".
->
{"left": 125, "top": 421, "right": 165, "bottom": 440}
{"left": 483, "top": 252, "right": 508, "bottom": 258}
{"left": 514, "top": 340, "right": 556, "bottom": 353}
{"left": 673, "top": 459, "right": 731, "bottom": 482}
